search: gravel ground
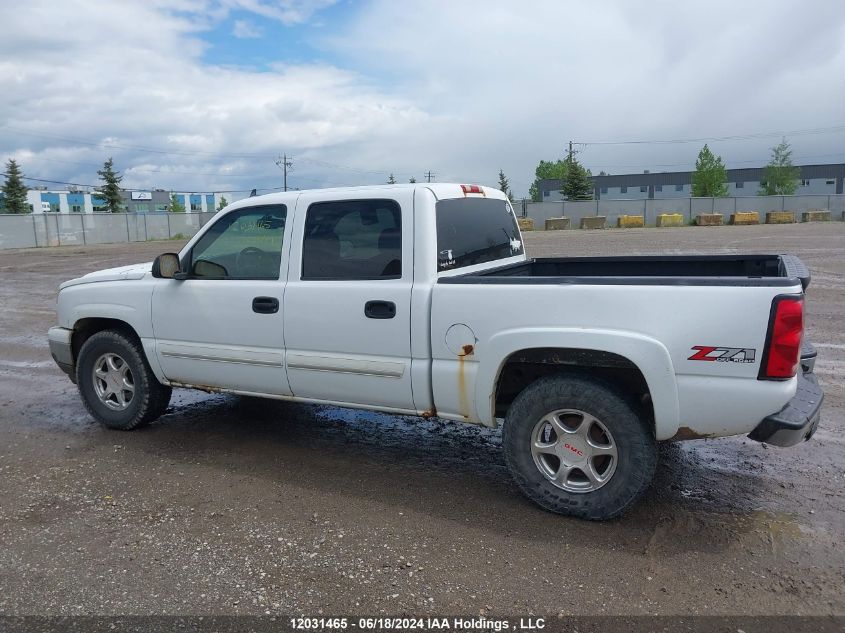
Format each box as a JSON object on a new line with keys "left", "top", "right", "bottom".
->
{"left": 0, "top": 223, "right": 842, "bottom": 616}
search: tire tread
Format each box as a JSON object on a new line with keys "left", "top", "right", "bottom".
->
{"left": 502, "top": 374, "right": 657, "bottom": 520}
{"left": 75, "top": 330, "right": 171, "bottom": 431}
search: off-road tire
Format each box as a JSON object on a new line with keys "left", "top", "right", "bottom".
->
{"left": 503, "top": 375, "right": 657, "bottom": 520}
{"left": 76, "top": 330, "right": 172, "bottom": 430}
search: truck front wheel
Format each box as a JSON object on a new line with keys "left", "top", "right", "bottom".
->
{"left": 503, "top": 375, "right": 656, "bottom": 520}
{"left": 75, "top": 330, "right": 172, "bottom": 430}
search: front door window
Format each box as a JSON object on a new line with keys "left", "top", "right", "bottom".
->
{"left": 189, "top": 205, "right": 286, "bottom": 279}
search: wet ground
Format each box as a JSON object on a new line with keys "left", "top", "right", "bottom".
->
{"left": 0, "top": 223, "right": 842, "bottom": 616}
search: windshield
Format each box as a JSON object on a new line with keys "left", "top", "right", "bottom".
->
{"left": 436, "top": 197, "right": 523, "bottom": 271}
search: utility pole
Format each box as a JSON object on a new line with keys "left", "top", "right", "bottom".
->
{"left": 275, "top": 154, "right": 293, "bottom": 191}
{"left": 567, "top": 140, "right": 574, "bottom": 165}
{"left": 425, "top": 170, "right": 434, "bottom": 183}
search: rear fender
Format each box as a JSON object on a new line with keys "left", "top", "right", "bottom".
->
{"left": 478, "top": 328, "right": 680, "bottom": 440}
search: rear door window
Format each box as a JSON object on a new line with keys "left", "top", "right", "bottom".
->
{"left": 301, "top": 199, "right": 402, "bottom": 280}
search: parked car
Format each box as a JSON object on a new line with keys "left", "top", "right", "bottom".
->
{"left": 48, "top": 183, "right": 823, "bottom": 519}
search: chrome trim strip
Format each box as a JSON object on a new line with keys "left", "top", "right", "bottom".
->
{"left": 287, "top": 353, "right": 405, "bottom": 378}
{"left": 286, "top": 366, "right": 403, "bottom": 378}
{"left": 160, "top": 350, "right": 283, "bottom": 368}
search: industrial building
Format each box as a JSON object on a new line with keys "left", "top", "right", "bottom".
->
{"left": 1, "top": 188, "right": 224, "bottom": 214}
{"left": 539, "top": 163, "right": 845, "bottom": 201}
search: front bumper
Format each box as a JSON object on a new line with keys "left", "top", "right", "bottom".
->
{"left": 748, "top": 343, "right": 823, "bottom": 447}
{"left": 48, "top": 326, "right": 76, "bottom": 383}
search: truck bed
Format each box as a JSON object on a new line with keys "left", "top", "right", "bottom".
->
{"left": 440, "top": 254, "right": 810, "bottom": 288}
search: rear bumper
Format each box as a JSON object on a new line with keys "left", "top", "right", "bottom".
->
{"left": 48, "top": 326, "right": 76, "bottom": 383}
{"left": 748, "top": 344, "right": 823, "bottom": 447}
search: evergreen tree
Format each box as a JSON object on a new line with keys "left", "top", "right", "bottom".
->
{"left": 96, "top": 157, "right": 124, "bottom": 212}
{"left": 216, "top": 196, "right": 228, "bottom": 211}
{"left": 691, "top": 144, "right": 728, "bottom": 197}
{"left": 169, "top": 192, "right": 186, "bottom": 213}
{"left": 387, "top": 173, "right": 396, "bottom": 184}
{"left": 561, "top": 158, "right": 594, "bottom": 200}
{"left": 497, "top": 169, "right": 514, "bottom": 201}
{"left": 1, "top": 159, "right": 30, "bottom": 214}
{"left": 528, "top": 159, "right": 569, "bottom": 201}
{"left": 759, "top": 139, "right": 800, "bottom": 195}
{"left": 409, "top": 177, "right": 416, "bottom": 183}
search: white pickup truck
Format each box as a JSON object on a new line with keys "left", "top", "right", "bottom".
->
{"left": 48, "top": 183, "right": 823, "bottom": 519}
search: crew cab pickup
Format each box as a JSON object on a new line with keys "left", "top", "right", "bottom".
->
{"left": 48, "top": 183, "right": 824, "bottom": 519}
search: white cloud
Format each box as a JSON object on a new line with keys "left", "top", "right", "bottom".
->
{"left": 327, "top": 0, "right": 845, "bottom": 190}
{"left": 219, "top": 0, "right": 338, "bottom": 25}
{"left": 232, "top": 19, "right": 264, "bottom": 38}
{"left": 1, "top": 0, "right": 844, "bottom": 197}
{"left": 149, "top": 0, "right": 339, "bottom": 26}
{"left": 0, "top": 0, "right": 425, "bottom": 193}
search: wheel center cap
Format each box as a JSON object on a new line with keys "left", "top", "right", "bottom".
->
{"left": 560, "top": 437, "right": 588, "bottom": 464}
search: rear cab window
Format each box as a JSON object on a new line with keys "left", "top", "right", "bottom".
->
{"left": 436, "top": 197, "right": 524, "bottom": 272}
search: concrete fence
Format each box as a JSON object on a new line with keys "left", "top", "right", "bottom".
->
{"left": 0, "top": 212, "right": 217, "bottom": 249}
{"left": 3, "top": 195, "right": 844, "bottom": 249}
{"left": 517, "top": 194, "right": 845, "bottom": 229}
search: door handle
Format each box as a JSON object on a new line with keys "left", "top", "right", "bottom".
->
{"left": 252, "top": 296, "right": 279, "bottom": 314}
{"left": 364, "top": 300, "right": 396, "bottom": 319}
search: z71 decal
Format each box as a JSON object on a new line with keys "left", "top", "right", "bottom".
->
{"left": 688, "top": 346, "right": 756, "bottom": 363}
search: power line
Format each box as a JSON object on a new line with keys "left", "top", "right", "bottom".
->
{"left": 275, "top": 153, "right": 293, "bottom": 191}
{"left": 3, "top": 169, "right": 372, "bottom": 193}
{"left": 0, "top": 152, "right": 368, "bottom": 188}
{"left": 297, "top": 157, "right": 417, "bottom": 177}
{"left": 1, "top": 129, "right": 434, "bottom": 185}
{"left": 589, "top": 151, "right": 845, "bottom": 173}
{"left": 566, "top": 140, "right": 584, "bottom": 164}
{"left": 436, "top": 171, "right": 532, "bottom": 190}
{"left": 2, "top": 125, "right": 475, "bottom": 188}
{"left": 576, "top": 124, "right": 845, "bottom": 146}
{"left": 2, "top": 173, "right": 288, "bottom": 195}
{"left": 8, "top": 122, "right": 845, "bottom": 196}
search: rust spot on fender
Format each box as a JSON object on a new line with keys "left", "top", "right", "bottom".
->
{"left": 460, "top": 344, "right": 474, "bottom": 357}
{"left": 457, "top": 349, "right": 470, "bottom": 419}
{"left": 671, "top": 426, "right": 717, "bottom": 441}
{"left": 195, "top": 385, "right": 224, "bottom": 394}
{"left": 170, "top": 381, "right": 224, "bottom": 394}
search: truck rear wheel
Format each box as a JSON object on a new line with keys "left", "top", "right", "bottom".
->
{"left": 76, "top": 330, "right": 172, "bottom": 430}
{"left": 503, "top": 375, "right": 656, "bottom": 520}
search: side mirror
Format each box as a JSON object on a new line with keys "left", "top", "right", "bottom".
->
{"left": 152, "top": 253, "right": 182, "bottom": 279}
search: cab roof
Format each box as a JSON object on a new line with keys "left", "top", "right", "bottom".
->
{"left": 225, "top": 183, "right": 508, "bottom": 211}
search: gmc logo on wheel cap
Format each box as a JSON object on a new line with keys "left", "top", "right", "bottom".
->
{"left": 688, "top": 346, "right": 756, "bottom": 363}
{"left": 564, "top": 443, "right": 584, "bottom": 457}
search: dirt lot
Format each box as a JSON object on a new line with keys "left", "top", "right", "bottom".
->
{"left": 0, "top": 223, "right": 843, "bottom": 617}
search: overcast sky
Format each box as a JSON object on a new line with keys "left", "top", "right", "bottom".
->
{"left": 2, "top": 0, "right": 844, "bottom": 198}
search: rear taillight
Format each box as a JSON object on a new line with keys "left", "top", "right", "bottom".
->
{"left": 759, "top": 295, "right": 804, "bottom": 380}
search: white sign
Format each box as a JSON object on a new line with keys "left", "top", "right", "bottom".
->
{"left": 131, "top": 191, "right": 152, "bottom": 200}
